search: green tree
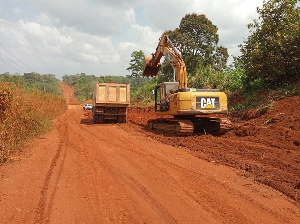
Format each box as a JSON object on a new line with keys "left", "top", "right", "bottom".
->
{"left": 126, "top": 50, "right": 146, "bottom": 88}
{"left": 159, "top": 60, "right": 174, "bottom": 83}
{"left": 223, "top": 57, "right": 246, "bottom": 92}
{"left": 240, "top": 0, "right": 299, "bottom": 88}
{"left": 98, "top": 75, "right": 130, "bottom": 84}
{"left": 24, "top": 72, "right": 41, "bottom": 88}
{"left": 40, "top": 74, "right": 62, "bottom": 95}
{"left": 62, "top": 74, "right": 81, "bottom": 86}
{"left": 63, "top": 73, "right": 131, "bottom": 101}
{"left": 74, "top": 74, "right": 95, "bottom": 101}
{"left": 0, "top": 73, "right": 25, "bottom": 87}
{"left": 167, "top": 13, "right": 229, "bottom": 74}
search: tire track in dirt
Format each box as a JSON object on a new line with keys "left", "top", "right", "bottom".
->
{"left": 90, "top": 150, "right": 178, "bottom": 223}
{"left": 80, "top": 120, "right": 299, "bottom": 223}
{"left": 34, "top": 118, "right": 69, "bottom": 224}
{"left": 79, "top": 125, "right": 177, "bottom": 222}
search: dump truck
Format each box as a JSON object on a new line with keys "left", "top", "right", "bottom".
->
{"left": 92, "top": 83, "right": 130, "bottom": 124}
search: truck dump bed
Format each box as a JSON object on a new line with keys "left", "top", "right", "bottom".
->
{"left": 92, "top": 83, "right": 130, "bottom": 124}
{"left": 93, "top": 83, "right": 130, "bottom": 106}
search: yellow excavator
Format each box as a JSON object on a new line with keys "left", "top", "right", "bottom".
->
{"left": 143, "top": 34, "right": 228, "bottom": 135}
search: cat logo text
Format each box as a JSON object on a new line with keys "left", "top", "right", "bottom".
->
{"left": 196, "top": 97, "right": 220, "bottom": 110}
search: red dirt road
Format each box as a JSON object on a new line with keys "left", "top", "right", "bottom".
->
{"left": 0, "top": 84, "right": 299, "bottom": 223}
{"left": 126, "top": 96, "right": 300, "bottom": 202}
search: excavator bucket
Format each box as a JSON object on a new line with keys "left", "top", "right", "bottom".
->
{"left": 143, "top": 57, "right": 161, "bottom": 77}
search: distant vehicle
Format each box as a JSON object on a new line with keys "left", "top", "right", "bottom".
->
{"left": 83, "top": 103, "right": 92, "bottom": 110}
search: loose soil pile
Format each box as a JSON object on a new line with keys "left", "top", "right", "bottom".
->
{"left": 125, "top": 96, "right": 300, "bottom": 201}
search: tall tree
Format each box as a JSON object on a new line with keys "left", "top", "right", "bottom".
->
{"left": 167, "top": 13, "right": 229, "bottom": 74}
{"left": 240, "top": 0, "right": 299, "bottom": 88}
{"left": 126, "top": 50, "right": 146, "bottom": 88}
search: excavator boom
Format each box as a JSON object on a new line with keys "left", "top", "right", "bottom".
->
{"left": 143, "top": 35, "right": 187, "bottom": 89}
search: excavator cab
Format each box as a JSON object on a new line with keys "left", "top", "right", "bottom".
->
{"left": 154, "top": 82, "right": 179, "bottom": 112}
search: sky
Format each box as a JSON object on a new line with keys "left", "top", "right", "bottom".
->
{"left": 0, "top": 0, "right": 264, "bottom": 79}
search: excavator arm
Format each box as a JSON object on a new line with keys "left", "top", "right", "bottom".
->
{"left": 143, "top": 35, "right": 188, "bottom": 89}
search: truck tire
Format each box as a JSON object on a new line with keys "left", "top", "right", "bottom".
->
{"left": 98, "top": 115, "right": 104, "bottom": 124}
{"left": 117, "top": 115, "right": 126, "bottom": 123}
{"left": 93, "top": 113, "right": 98, "bottom": 124}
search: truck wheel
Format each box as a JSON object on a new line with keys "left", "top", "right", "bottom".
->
{"left": 117, "top": 116, "right": 121, "bottom": 123}
{"left": 93, "top": 114, "right": 98, "bottom": 124}
{"left": 98, "top": 115, "right": 104, "bottom": 124}
{"left": 117, "top": 115, "right": 126, "bottom": 123}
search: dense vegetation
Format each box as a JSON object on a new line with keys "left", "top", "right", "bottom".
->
{"left": 127, "top": 0, "right": 299, "bottom": 108}
{"left": 0, "top": 72, "right": 66, "bottom": 164}
{"left": 167, "top": 13, "right": 229, "bottom": 74}
{"left": 240, "top": 0, "right": 299, "bottom": 89}
{"left": 0, "top": 72, "right": 63, "bottom": 95}
{"left": 62, "top": 73, "right": 133, "bottom": 102}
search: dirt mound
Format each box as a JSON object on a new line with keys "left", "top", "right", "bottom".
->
{"left": 126, "top": 96, "right": 300, "bottom": 201}
{"left": 233, "top": 96, "right": 300, "bottom": 149}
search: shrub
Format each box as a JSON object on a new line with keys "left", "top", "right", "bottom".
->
{"left": 0, "top": 83, "right": 67, "bottom": 164}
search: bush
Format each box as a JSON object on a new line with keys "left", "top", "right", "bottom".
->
{"left": 240, "top": 0, "right": 300, "bottom": 88}
{"left": 0, "top": 83, "right": 67, "bottom": 164}
{"left": 131, "top": 82, "right": 157, "bottom": 106}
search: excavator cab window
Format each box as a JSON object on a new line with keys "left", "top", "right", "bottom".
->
{"left": 155, "top": 82, "right": 179, "bottom": 112}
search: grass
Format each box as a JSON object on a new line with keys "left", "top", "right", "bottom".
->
{"left": 0, "top": 82, "right": 67, "bottom": 164}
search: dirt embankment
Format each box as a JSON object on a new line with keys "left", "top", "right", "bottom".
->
{"left": 126, "top": 96, "right": 300, "bottom": 201}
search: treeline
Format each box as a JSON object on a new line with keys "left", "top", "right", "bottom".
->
{"left": 0, "top": 72, "right": 66, "bottom": 164}
{"left": 0, "top": 72, "right": 62, "bottom": 95}
{"left": 62, "top": 73, "right": 149, "bottom": 102}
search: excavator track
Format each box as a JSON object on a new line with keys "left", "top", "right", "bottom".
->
{"left": 147, "top": 118, "right": 193, "bottom": 135}
{"left": 147, "top": 117, "right": 230, "bottom": 136}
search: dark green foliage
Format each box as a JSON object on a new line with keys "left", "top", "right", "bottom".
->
{"left": 131, "top": 79, "right": 157, "bottom": 106}
{"left": 167, "top": 13, "right": 229, "bottom": 75}
{"left": 223, "top": 57, "right": 247, "bottom": 92}
{"left": 240, "top": 0, "right": 300, "bottom": 89}
{"left": 63, "top": 73, "right": 96, "bottom": 101}
{"left": 0, "top": 72, "right": 62, "bottom": 95}
{"left": 0, "top": 72, "right": 26, "bottom": 87}
{"left": 75, "top": 75, "right": 95, "bottom": 101}
{"left": 98, "top": 75, "right": 130, "bottom": 84}
{"left": 62, "top": 74, "right": 82, "bottom": 86}
{"left": 159, "top": 61, "right": 174, "bottom": 83}
{"left": 126, "top": 50, "right": 149, "bottom": 89}
{"left": 62, "top": 73, "right": 131, "bottom": 101}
